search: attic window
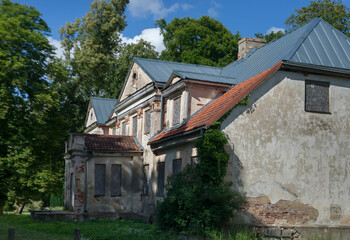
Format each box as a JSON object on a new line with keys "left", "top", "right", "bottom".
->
{"left": 305, "top": 80, "right": 330, "bottom": 113}
{"left": 132, "top": 72, "right": 137, "bottom": 80}
{"left": 173, "top": 97, "right": 181, "bottom": 126}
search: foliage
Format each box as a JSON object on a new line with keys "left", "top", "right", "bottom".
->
{"left": 285, "top": 0, "right": 350, "bottom": 37}
{"left": 156, "top": 123, "right": 244, "bottom": 236}
{"left": 59, "top": 0, "right": 129, "bottom": 97}
{"left": 0, "top": 213, "right": 177, "bottom": 240}
{"left": 0, "top": 0, "right": 64, "bottom": 214}
{"left": 111, "top": 39, "right": 159, "bottom": 98}
{"left": 255, "top": 30, "right": 285, "bottom": 43}
{"left": 206, "top": 227, "right": 259, "bottom": 240}
{"left": 156, "top": 16, "right": 241, "bottom": 67}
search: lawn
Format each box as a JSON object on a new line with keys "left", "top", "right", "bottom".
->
{"left": 0, "top": 213, "right": 178, "bottom": 240}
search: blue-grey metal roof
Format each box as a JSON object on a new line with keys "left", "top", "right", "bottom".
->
{"left": 134, "top": 58, "right": 222, "bottom": 83}
{"left": 172, "top": 70, "right": 235, "bottom": 84}
{"left": 221, "top": 17, "right": 350, "bottom": 84}
{"left": 90, "top": 97, "right": 117, "bottom": 124}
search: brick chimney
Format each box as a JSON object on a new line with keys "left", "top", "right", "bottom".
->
{"left": 238, "top": 37, "right": 266, "bottom": 59}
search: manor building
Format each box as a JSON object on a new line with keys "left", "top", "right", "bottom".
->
{"left": 64, "top": 18, "right": 350, "bottom": 238}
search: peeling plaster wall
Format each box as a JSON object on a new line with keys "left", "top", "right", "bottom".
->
{"left": 222, "top": 70, "right": 350, "bottom": 226}
{"left": 189, "top": 86, "right": 222, "bottom": 115}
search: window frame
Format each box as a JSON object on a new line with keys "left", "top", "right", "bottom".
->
{"left": 305, "top": 80, "right": 330, "bottom": 114}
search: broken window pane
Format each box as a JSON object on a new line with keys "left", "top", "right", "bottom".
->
{"left": 305, "top": 81, "right": 330, "bottom": 113}
{"left": 173, "top": 158, "right": 182, "bottom": 175}
{"left": 157, "top": 162, "right": 165, "bottom": 197}
{"left": 173, "top": 97, "right": 181, "bottom": 125}
{"left": 94, "top": 164, "right": 105, "bottom": 196}
{"left": 111, "top": 164, "right": 122, "bottom": 196}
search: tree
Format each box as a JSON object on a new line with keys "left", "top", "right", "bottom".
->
{"left": 59, "top": 0, "right": 129, "bottom": 98}
{"left": 156, "top": 16, "right": 241, "bottom": 67}
{"left": 111, "top": 40, "right": 159, "bottom": 98}
{"left": 0, "top": 0, "right": 61, "bottom": 213}
{"left": 255, "top": 30, "right": 285, "bottom": 43}
{"left": 285, "top": 0, "right": 350, "bottom": 37}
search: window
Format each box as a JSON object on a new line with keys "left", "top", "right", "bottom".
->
{"left": 122, "top": 122, "right": 127, "bottom": 135}
{"left": 94, "top": 164, "right": 106, "bottom": 196}
{"left": 157, "top": 162, "right": 165, "bottom": 197}
{"left": 173, "top": 97, "right": 181, "bottom": 125}
{"left": 142, "top": 165, "right": 149, "bottom": 196}
{"left": 173, "top": 158, "right": 182, "bottom": 175}
{"left": 144, "top": 110, "right": 151, "bottom": 134}
{"left": 112, "top": 127, "right": 116, "bottom": 135}
{"left": 111, "top": 164, "right": 122, "bottom": 196}
{"left": 191, "top": 156, "right": 198, "bottom": 166}
{"left": 132, "top": 116, "right": 137, "bottom": 136}
{"left": 305, "top": 80, "right": 330, "bottom": 113}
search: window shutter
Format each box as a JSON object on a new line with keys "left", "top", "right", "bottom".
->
{"left": 111, "top": 164, "right": 122, "bottom": 196}
{"left": 173, "top": 97, "right": 181, "bottom": 125}
{"left": 132, "top": 116, "right": 137, "bottom": 136}
{"left": 173, "top": 158, "right": 182, "bottom": 175}
{"left": 94, "top": 164, "right": 105, "bottom": 196}
{"left": 157, "top": 162, "right": 165, "bottom": 197}
{"left": 305, "top": 81, "right": 330, "bottom": 113}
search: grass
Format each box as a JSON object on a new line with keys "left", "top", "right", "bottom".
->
{"left": 0, "top": 213, "right": 178, "bottom": 240}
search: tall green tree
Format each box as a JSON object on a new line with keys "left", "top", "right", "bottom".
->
{"left": 285, "top": 0, "right": 350, "bottom": 37}
{"left": 255, "top": 30, "right": 285, "bottom": 43}
{"left": 0, "top": 0, "right": 61, "bottom": 213}
{"left": 156, "top": 16, "right": 241, "bottom": 67}
{"left": 59, "top": 0, "right": 129, "bottom": 97}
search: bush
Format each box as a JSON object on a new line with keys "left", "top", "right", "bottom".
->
{"left": 156, "top": 123, "right": 244, "bottom": 236}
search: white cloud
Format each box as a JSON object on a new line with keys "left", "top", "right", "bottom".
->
{"left": 266, "top": 27, "right": 286, "bottom": 34}
{"left": 208, "top": 0, "right": 221, "bottom": 17}
{"left": 181, "top": 4, "right": 193, "bottom": 11}
{"left": 47, "top": 37, "right": 64, "bottom": 59}
{"left": 129, "top": 0, "right": 179, "bottom": 19}
{"left": 121, "top": 28, "right": 165, "bottom": 53}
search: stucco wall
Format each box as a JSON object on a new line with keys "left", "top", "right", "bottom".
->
{"left": 222, "top": 70, "right": 350, "bottom": 226}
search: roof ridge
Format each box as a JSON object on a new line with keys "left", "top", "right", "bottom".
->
{"left": 134, "top": 57, "right": 222, "bottom": 70}
{"left": 173, "top": 69, "right": 235, "bottom": 79}
{"left": 90, "top": 97, "right": 117, "bottom": 101}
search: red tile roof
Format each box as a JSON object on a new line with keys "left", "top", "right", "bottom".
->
{"left": 85, "top": 134, "right": 142, "bottom": 151}
{"left": 149, "top": 61, "right": 282, "bottom": 144}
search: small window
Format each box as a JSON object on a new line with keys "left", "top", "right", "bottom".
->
{"left": 132, "top": 116, "right": 137, "bottom": 136}
{"left": 173, "top": 158, "right": 182, "bottom": 175}
{"left": 111, "top": 164, "right": 122, "bottom": 196}
{"left": 122, "top": 122, "right": 127, "bottom": 135}
{"left": 144, "top": 110, "right": 151, "bottom": 134}
{"left": 305, "top": 80, "right": 330, "bottom": 113}
{"left": 173, "top": 97, "right": 181, "bottom": 125}
{"left": 94, "top": 164, "right": 105, "bottom": 196}
{"left": 90, "top": 112, "right": 93, "bottom": 120}
{"left": 112, "top": 127, "right": 116, "bottom": 135}
{"left": 191, "top": 156, "right": 198, "bottom": 166}
{"left": 157, "top": 162, "right": 165, "bottom": 197}
{"left": 142, "top": 165, "right": 149, "bottom": 196}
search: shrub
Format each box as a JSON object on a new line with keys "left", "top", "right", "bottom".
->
{"left": 156, "top": 123, "right": 244, "bottom": 236}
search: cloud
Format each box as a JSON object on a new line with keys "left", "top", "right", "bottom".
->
{"left": 47, "top": 37, "right": 64, "bottom": 59}
{"left": 208, "top": 0, "right": 221, "bottom": 17}
{"left": 129, "top": 0, "right": 179, "bottom": 18}
{"left": 266, "top": 27, "right": 286, "bottom": 34}
{"left": 121, "top": 28, "right": 165, "bottom": 53}
{"left": 181, "top": 4, "right": 193, "bottom": 11}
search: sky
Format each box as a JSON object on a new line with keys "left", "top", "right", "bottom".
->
{"left": 13, "top": 0, "right": 350, "bottom": 58}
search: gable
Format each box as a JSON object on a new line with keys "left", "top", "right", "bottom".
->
{"left": 85, "top": 104, "right": 97, "bottom": 127}
{"left": 119, "top": 62, "right": 153, "bottom": 102}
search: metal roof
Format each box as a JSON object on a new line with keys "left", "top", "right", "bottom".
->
{"left": 134, "top": 58, "right": 222, "bottom": 83}
{"left": 90, "top": 97, "right": 117, "bottom": 124}
{"left": 221, "top": 17, "right": 350, "bottom": 84}
{"left": 172, "top": 70, "right": 235, "bottom": 84}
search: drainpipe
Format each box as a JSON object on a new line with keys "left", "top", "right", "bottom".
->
{"left": 84, "top": 151, "right": 94, "bottom": 213}
{"left": 159, "top": 95, "right": 164, "bottom": 131}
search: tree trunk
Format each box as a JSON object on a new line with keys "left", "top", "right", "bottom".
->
{"left": 0, "top": 202, "right": 3, "bottom": 215}
{"left": 18, "top": 203, "right": 25, "bottom": 214}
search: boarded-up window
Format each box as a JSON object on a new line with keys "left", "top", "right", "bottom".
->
{"left": 132, "top": 116, "right": 137, "bottom": 136}
{"left": 191, "top": 156, "right": 198, "bottom": 166}
{"left": 142, "top": 165, "right": 149, "bottom": 195}
{"left": 305, "top": 81, "right": 330, "bottom": 113}
{"left": 144, "top": 110, "right": 151, "bottom": 133}
{"left": 173, "top": 97, "right": 181, "bottom": 125}
{"left": 122, "top": 122, "right": 127, "bottom": 135}
{"left": 111, "top": 164, "right": 122, "bottom": 196}
{"left": 94, "top": 164, "right": 105, "bottom": 196}
{"left": 173, "top": 158, "right": 182, "bottom": 175}
{"left": 157, "top": 162, "right": 165, "bottom": 197}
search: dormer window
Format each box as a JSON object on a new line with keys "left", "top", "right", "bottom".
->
{"left": 173, "top": 97, "right": 181, "bottom": 126}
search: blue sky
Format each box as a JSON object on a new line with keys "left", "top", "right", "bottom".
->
{"left": 13, "top": 0, "right": 349, "bottom": 57}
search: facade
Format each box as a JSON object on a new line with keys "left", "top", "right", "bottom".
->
{"left": 64, "top": 18, "right": 350, "bottom": 236}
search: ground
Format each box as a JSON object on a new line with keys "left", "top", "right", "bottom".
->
{"left": 0, "top": 213, "right": 177, "bottom": 240}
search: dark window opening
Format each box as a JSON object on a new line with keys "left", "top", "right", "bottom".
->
{"left": 305, "top": 80, "right": 330, "bottom": 113}
{"left": 173, "top": 158, "right": 182, "bottom": 175}
{"left": 111, "top": 164, "right": 122, "bottom": 196}
{"left": 142, "top": 165, "right": 149, "bottom": 196}
{"left": 145, "top": 110, "right": 151, "bottom": 134}
{"left": 157, "top": 162, "right": 165, "bottom": 197}
{"left": 132, "top": 116, "right": 137, "bottom": 136}
{"left": 94, "top": 164, "right": 106, "bottom": 196}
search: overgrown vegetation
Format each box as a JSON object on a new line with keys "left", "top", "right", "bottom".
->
{"left": 156, "top": 123, "right": 244, "bottom": 237}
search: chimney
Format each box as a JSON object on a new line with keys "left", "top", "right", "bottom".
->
{"left": 238, "top": 37, "right": 266, "bottom": 59}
